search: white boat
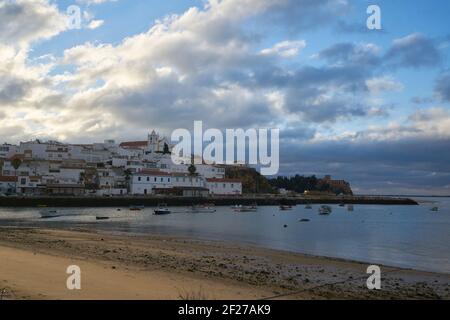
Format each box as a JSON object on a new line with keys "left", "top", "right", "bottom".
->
{"left": 318, "top": 205, "right": 332, "bottom": 215}
{"left": 232, "top": 205, "right": 257, "bottom": 212}
{"left": 40, "top": 209, "right": 60, "bottom": 219}
{"left": 188, "top": 206, "right": 217, "bottom": 213}
{"left": 154, "top": 204, "right": 171, "bottom": 215}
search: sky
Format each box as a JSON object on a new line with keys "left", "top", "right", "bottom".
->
{"left": 0, "top": 0, "right": 449, "bottom": 195}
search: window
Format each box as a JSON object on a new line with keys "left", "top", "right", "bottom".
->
{"left": 147, "top": 177, "right": 150, "bottom": 181}
{"left": 21, "top": 178, "right": 26, "bottom": 185}
{"left": 231, "top": 184, "right": 234, "bottom": 188}
{"left": 168, "top": 178, "right": 171, "bottom": 182}
{"left": 154, "top": 177, "right": 157, "bottom": 182}
{"left": 223, "top": 184, "right": 226, "bottom": 188}
{"left": 138, "top": 177, "right": 141, "bottom": 181}
{"left": 160, "top": 178, "right": 163, "bottom": 182}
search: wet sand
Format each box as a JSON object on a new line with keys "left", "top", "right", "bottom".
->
{"left": 0, "top": 227, "right": 448, "bottom": 300}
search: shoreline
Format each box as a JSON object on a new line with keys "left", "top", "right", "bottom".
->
{"left": 0, "top": 195, "right": 419, "bottom": 207}
{"left": 0, "top": 227, "right": 448, "bottom": 300}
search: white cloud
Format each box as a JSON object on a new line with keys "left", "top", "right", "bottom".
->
{"left": 87, "top": 19, "right": 104, "bottom": 29}
{"left": 260, "top": 40, "right": 306, "bottom": 58}
{"left": 0, "top": 0, "right": 67, "bottom": 48}
{"left": 366, "top": 76, "right": 404, "bottom": 95}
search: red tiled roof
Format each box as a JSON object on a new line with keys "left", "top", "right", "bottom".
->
{"left": 119, "top": 141, "right": 147, "bottom": 148}
{"left": 8, "top": 154, "right": 25, "bottom": 161}
{"left": 0, "top": 176, "right": 18, "bottom": 182}
{"left": 206, "top": 178, "right": 242, "bottom": 183}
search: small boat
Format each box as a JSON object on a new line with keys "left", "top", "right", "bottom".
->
{"left": 188, "top": 205, "right": 217, "bottom": 213}
{"left": 96, "top": 216, "right": 110, "bottom": 221}
{"left": 339, "top": 203, "right": 345, "bottom": 207}
{"left": 129, "top": 205, "right": 144, "bottom": 211}
{"left": 299, "top": 218, "right": 310, "bottom": 222}
{"left": 431, "top": 207, "right": 439, "bottom": 212}
{"left": 154, "top": 204, "right": 171, "bottom": 215}
{"left": 318, "top": 205, "right": 332, "bottom": 215}
{"left": 40, "top": 209, "right": 60, "bottom": 219}
{"left": 232, "top": 205, "right": 257, "bottom": 212}
{"left": 279, "top": 205, "right": 293, "bottom": 211}
{"left": 347, "top": 204, "right": 354, "bottom": 212}
{"left": 305, "top": 204, "right": 312, "bottom": 209}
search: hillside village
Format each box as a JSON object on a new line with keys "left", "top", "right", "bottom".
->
{"left": 0, "top": 131, "right": 243, "bottom": 197}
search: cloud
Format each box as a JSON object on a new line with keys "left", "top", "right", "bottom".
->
{"left": 0, "top": 0, "right": 67, "bottom": 48}
{"left": 260, "top": 40, "right": 306, "bottom": 58}
{"left": 366, "top": 76, "right": 404, "bottom": 95}
{"left": 384, "top": 33, "right": 442, "bottom": 69}
{"left": 76, "top": 0, "right": 117, "bottom": 5}
{"left": 87, "top": 19, "right": 104, "bottom": 29}
{"left": 0, "top": 0, "right": 448, "bottom": 195}
{"left": 434, "top": 71, "right": 450, "bottom": 102}
{"left": 261, "top": 0, "right": 351, "bottom": 33}
{"left": 315, "top": 42, "right": 380, "bottom": 66}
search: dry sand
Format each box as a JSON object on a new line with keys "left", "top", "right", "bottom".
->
{"left": 0, "top": 227, "right": 448, "bottom": 300}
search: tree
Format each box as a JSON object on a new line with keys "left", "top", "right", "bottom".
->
{"left": 79, "top": 172, "right": 85, "bottom": 184}
{"left": 11, "top": 158, "right": 22, "bottom": 176}
{"left": 188, "top": 164, "right": 197, "bottom": 176}
{"left": 188, "top": 154, "right": 197, "bottom": 176}
{"left": 124, "top": 169, "right": 132, "bottom": 193}
{"left": 163, "top": 143, "right": 170, "bottom": 155}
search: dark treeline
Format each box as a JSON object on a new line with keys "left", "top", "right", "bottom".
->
{"left": 269, "top": 175, "right": 326, "bottom": 194}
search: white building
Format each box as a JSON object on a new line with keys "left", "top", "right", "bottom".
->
{"left": 17, "top": 176, "right": 45, "bottom": 195}
{"left": 130, "top": 170, "right": 172, "bottom": 195}
{"left": 0, "top": 176, "right": 17, "bottom": 194}
{"left": 206, "top": 178, "right": 242, "bottom": 196}
{"left": 171, "top": 173, "right": 205, "bottom": 188}
{"left": 0, "top": 144, "right": 19, "bottom": 159}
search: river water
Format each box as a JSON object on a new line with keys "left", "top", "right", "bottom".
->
{"left": 0, "top": 197, "right": 449, "bottom": 273}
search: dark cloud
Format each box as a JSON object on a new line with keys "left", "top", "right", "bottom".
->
{"left": 384, "top": 33, "right": 442, "bottom": 69}
{"left": 0, "top": 78, "right": 32, "bottom": 103}
{"left": 0, "top": 0, "right": 66, "bottom": 46}
{"left": 317, "top": 42, "right": 380, "bottom": 66}
{"left": 411, "top": 96, "right": 435, "bottom": 105}
{"left": 279, "top": 137, "right": 450, "bottom": 195}
{"left": 434, "top": 71, "right": 450, "bottom": 102}
{"left": 263, "top": 0, "right": 351, "bottom": 33}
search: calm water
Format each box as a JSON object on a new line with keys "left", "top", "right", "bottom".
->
{"left": 0, "top": 197, "right": 449, "bottom": 274}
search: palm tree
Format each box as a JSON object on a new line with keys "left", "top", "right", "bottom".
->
{"left": 188, "top": 155, "right": 198, "bottom": 196}
{"left": 79, "top": 172, "right": 85, "bottom": 184}
{"left": 163, "top": 143, "right": 170, "bottom": 155}
{"left": 124, "top": 169, "right": 132, "bottom": 193}
{"left": 11, "top": 158, "right": 22, "bottom": 192}
{"left": 11, "top": 158, "right": 22, "bottom": 177}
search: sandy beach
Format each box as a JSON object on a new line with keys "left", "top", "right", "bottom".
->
{"left": 0, "top": 227, "right": 448, "bottom": 300}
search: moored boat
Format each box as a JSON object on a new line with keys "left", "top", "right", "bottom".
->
{"left": 154, "top": 204, "right": 171, "bottom": 215}
{"left": 431, "top": 207, "right": 439, "bottom": 212}
{"left": 232, "top": 205, "right": 257, "bottom": 212}
{"left": 129, "top": 205, "right": 144, "bottom": 211}
{"left": 188, "top": 205, "right": 217, "bottom": 213}
{"left": 39, "top": 209, "right": 60, "bottom": 219}
{"left": 318, "top": 205, "right": 332, "bottom": 215}
{"left": 279, "top": 205, "right": 292, "bottom": 211}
